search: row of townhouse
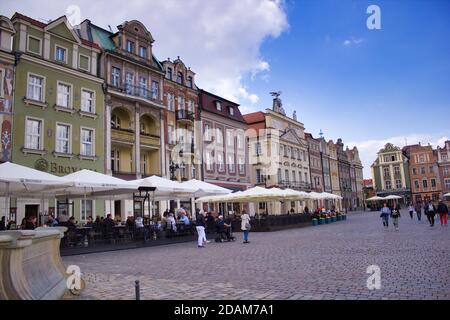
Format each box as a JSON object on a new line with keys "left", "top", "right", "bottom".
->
{"left": 371, "top": 141, "right": 450, "bottom": 204}
{"left": 0, "top": 13, "right": 363, "bottom": 223}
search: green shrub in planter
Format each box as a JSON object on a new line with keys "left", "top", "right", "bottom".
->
{"left": 312, "top": 218, "right": 318, "bottom": 226}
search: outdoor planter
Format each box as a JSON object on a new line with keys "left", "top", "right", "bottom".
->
{"left": 337, "top": 215, "right": 342, "bottom": 221}
{"left": 342, "top": 214, "right": 347, "bottom": 221}
{"left": 331, "top": 216, "right": 337, "bottom": 222}
{"left": 312, "top": 218, "right": 318, "bottom": 226}
{"left": 325, "top": 217, "right": 330, "bottom": 224}
{"left": 318, "top": 218, "right": 325, "bottom": 225}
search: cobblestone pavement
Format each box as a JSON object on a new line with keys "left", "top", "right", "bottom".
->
{"left": 63, "top": 210, "right": 450, "bottom": 300}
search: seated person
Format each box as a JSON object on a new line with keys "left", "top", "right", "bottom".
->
{"left": 84, "top": 216, "right": 94, "bottom": 227}
{"left": 46, "top": 214, "right": 59, "bottom": 227}
{"left": 167, "top": 213, "right": 177, "bottom": 232}
{"left": 180, "top": 213, "right": 190, "bottom": 225}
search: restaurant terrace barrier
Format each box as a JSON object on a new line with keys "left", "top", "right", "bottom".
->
{"left": 232, "top": 214, "right": 313, "bottom": 232}
{"left": 0, "top": 227, "right": 68, "bottom": 300}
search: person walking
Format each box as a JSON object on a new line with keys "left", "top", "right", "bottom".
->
{"left": 241, "top": 210, "right": 251, "bottom": 243}
{"left": 408, "top": 203, "right": 414, "bottom": 219}
{"left": 424, "top": 200, "right": 436, "bottom": 227}
{"left": 380, "top": 203, "right": 391, "bottom": 229}
{"left": 414, "top": 201, "right": 422, "bottom": 221}
{"left": 437, "top": 200, "right": 449, "bottom": 227}
{"left": 195, "top": 211, "right": 207, "bottom": 248}
{"left": 391, "top": 205, "right": 401, "bottom": 231}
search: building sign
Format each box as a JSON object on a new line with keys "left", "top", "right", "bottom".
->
{"left": 34, "top": 158, "right": 97, "bottom": 175}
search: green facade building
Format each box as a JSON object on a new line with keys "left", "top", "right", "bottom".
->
{"left": 11, "top": 13, "right": 105, "bottom": 223}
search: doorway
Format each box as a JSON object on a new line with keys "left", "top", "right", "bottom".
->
{"left": 114, "top": 200, "right": 122, "bottom": 218}
{"left": 25, "top": 205, "right": 39, "bottom": 219}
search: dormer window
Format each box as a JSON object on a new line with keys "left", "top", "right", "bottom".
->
{"left": 55, "top": 46, "right": 67, "bottom": 63}
{"left": 187, "top": 76, "right": 193, "bottom": 88}
{"left": 177, "top": 72, "right": 183, "bottom": 85}
{"left": 166, "top": 67, "right": 172, "bottom": 80}
{"left": 215, "top": 101, "right": 222, "bottom": 111}
{"left": 126, "top": 40, "right": 135, "bottom": 53}
{"left": 229, "top": 106, "right": 234, "bottom": 116}
{"left": 139, "top": 46, "right": 146, "bottom": 58}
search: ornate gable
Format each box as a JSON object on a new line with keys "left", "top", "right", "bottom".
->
{"left": 45, "top": 16, "right": 80, "bottom": 44}
{"left": 379, "top": 143, "right": 400, "bottom": 154}
{"left": 280, "top": 128, "right": 301, "bottom": 145}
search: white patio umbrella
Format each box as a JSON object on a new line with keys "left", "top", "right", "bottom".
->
{"left": 383, "top": 195, "right": 402, "bottom": 200}
{"left": 132, "top": 175, "right": 196, "bottom": 200}
{"left": 366, "top": 196, "right": 385, "bottom": 201}
{"left": 180, "top": 179, "right": 231, "bottom": 197}
{"left": 0, "top": 162, "right": 72, "bottom": 220}
{"left": 444, "top": 193, "right": 450, "bottom": 197}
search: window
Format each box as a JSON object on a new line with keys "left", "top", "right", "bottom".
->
{"left": 139, "top": 46, "right": 146, "bottom": 58}
{"left": 229, "top": 106, "right": 234, "bottom": 116}
{"left": 141, "top": 154, "right": 147, "bottom": 175}
{"left": 292, "top": 171, "right": 296, "bottom": 182}
{"left": 151, "top": 80, "right": 159, "bottom": 99}
{"left": 126, "top": 40, "right": 135, "bottom": 53}
{"left": 431, "top": 179, "right": 436, "bottom": 188}
{"left": 255, "top": 142, "right": 262, "bottom": 156}
{"left": 187, "top": 99, "right": 194, "bottom": 112}
{"left": 125, "top": 72, "right": 134, "bottom": 93}
{"left": 385, "top": 180, "right": 392, "bottom": 189}
{"left": 204, "top": 123, "right": 211, "bottom": 141}
{"left": 176, "top": 72, "right": 183, "bottom": 85}
{"left": 228, "top": 153, "right": 235, "bottom": 173}
{"left": 81, "top": 199, "right": 93, "bottom": 222}
{"left": 226, "top": 130, "right": 233, "bottom": 147}
{"left": 216, "top": 128, "right": 223, "bottom": 145}
{"left": 395, "top": 179, "right": 402, "bottom": 189}
{"left": 167, "top": 125, "right": 174, "bottom": 144}
{"left": 205, "top": 151, "right": 212, "bottom": 171}
{"left": 429, "top": 166, "right": 434, "bottom": 174}
{"left": 238, "top": 156, "right": 245, "bottom": 174}
{"left": 80, "top": 128, "right": 94, "bottom": 156}
{"left": 217, "top": 153, "right": 224, "bottom": 171}
{"left": 187, "top": 76, "right": 193, "bottom": 88}
{"left": 442, "top": 154, "right": 448, "bottom": 161}
{"left": 57, "top": 82, "right": 72, "bottom": 108}
{"left": 419, "top": 154, "right": 425, "bottom": 163}
{"left": 56, "top": 124, "right": 71, "bottom": 154}
{"left": 277, "top": 168, "right": 282, "bottom": 183}
{"left": 177, "top": 95, "right": 184, "bottom": 109}
{"left": 304, "top": 172, "right": 308, "bottom": 183}
{"left": 166, "top": 67, "right": 172, "bottom": 80}
{"left": 394, "top": 166, "right": 401, "bottom": 176}
{"left": 25, "top": 118, "right": 43, "bottom": 150}
{"left": 420, "top": 167, "right": 426, "bottom": 174}
{"left": 237, "top": 133, "right": 244, "bottom": 149}
{"left": 111, "top": 114, "right": 121, "bottom": 129}
{"left": 81, "top": 89, "right": 95, "bottom": 113}
{"left": 383, "top": 167, "right": 390, "bottom": 178}
{"left": 215, "top": 101, "right": 222, "bottom": 111}
{"left": 167, "top": 93, "right": 174, "bottom": 111}
{"left": 445, "top": 179, "right": 450, "bottom": 189}
{"left": 422, "top": 179, "right": 428, "bottom": 189}
{"left": 27, "top": 36, "right": 41, "bottom": 55}
{"left": 139, "top": 77, "right": 147, "bottom": 97}
{"left": 27, "top": 74, "right": 45, "bottom": 102}
{"left": 285, "top": 170, "right": 289, "bottom": 183}
{"left": 111, "top": 149, "right": 120, "bottom": 172}
{"left": 414, "top": 180, "right": 420, "bottom": 190}
{"left": 412, "top": 167, "right": 417, "bottom": 175}
{"left": 256, "top": 169, "right": 263, "bottom": 184}
{"left": 444, "top": 166, "right": 450, "bottom": 176}
{"left": 79, "top": 54, "right": 90, "bottom": 71}
{"left": 55, "top": 46, "right": 67, "bottom": 63}
{"left": 112, "top": 67, "right": 121, "bottom": 87}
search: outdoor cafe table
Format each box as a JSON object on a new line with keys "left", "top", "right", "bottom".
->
{"left": 76, "top": 226, "right": 92, "bottom": 247}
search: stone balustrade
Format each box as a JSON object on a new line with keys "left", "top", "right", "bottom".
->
{"left": 0, "top": 227, "right": 68, "bottom": 300}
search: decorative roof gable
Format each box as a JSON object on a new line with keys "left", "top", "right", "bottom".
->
{"left": 45, "top": 16, "right": 81, "bottom": 44}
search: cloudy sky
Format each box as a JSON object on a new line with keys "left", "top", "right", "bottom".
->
{"left": 2, "top": 0, "right": 449, "bottom": 178}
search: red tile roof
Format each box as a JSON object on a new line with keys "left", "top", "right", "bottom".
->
{"left": 12, "top": 12, "right": 47, "bottom": 28}
{"left": 11, "top": 12, "right": 100, "bottom": 50}
{"left": 243, "top": 111, "right": 265, "bottom": 124}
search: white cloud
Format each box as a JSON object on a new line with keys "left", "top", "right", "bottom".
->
{"left": 347, "top": 133, "right": 449, "bottom": 179}
{"left": 2, "top": 0, "right": 288, "bottom": 113}
{"left": 343, "top": 37, "right": 364, "bottom": 46}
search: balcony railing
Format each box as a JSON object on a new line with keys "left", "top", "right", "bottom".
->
{"left": 109, "top": 83, "right": 161, "bottom": 104}
{"left": 279, "top": 180, "right": 311, "bottom": 190}
{"left": 176, "top": 109, "right": 194, "bottom": 122}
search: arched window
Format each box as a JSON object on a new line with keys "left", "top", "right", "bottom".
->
{"left": 166, "top": 67, "right": 172, "bottom": 80}
{"left": 176, "top": 71, "right": 183, "bottom": 85}
{"left": 187, "top": 76, "right": 193, "bottom": 88}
